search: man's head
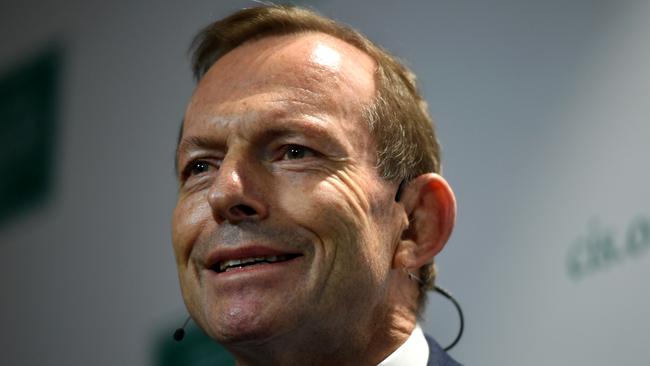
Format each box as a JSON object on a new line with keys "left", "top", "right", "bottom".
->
{"left": 172, "top": 5, "right": 455, "bottom": 364}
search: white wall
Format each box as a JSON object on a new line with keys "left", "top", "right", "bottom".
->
{"left": 1, "top": 0, "right": 648, "bottom": 365}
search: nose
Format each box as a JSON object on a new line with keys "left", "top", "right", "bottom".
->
{"left": 207, "top": 157, "right": 268, "bottom": 224}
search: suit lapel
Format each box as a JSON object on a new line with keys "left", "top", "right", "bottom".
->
{"left": 424, "top": 333, "right": 462, "bottom": 366}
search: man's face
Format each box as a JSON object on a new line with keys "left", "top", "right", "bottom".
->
{"left": 172, "top": 33, "right": 404, "bottom": 344}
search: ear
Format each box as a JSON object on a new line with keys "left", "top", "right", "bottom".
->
{"left": 392, "top": 173, "right": 456, "bottom": 269}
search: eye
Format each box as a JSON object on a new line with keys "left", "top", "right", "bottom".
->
{"left": 282, "top": 145, "right": 316, "bottom": 160}
{"left": 183, "top": 160, "right": 213, "bottom": 179}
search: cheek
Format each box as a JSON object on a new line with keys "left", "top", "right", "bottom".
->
{"left": 276, "top": 169, "right": 386, "bottom": 263}
{"left": 172, "top": 194, "right": 211, "bottom": 323}
{"left": 172, "top": 193, "right": 210, "bottom": 266}
{"left": 318, "top": 170, "right": 399, "bottom": 271}
{"left": 278, "top": 173, "right": 362, "bottom": 233}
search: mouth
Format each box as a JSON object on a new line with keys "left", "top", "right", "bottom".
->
{"left": 211, "top": 253, "right": 303, "bottom": 273}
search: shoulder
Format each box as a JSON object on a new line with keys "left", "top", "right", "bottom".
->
{"left": 424, "top": 334, "right": 463, "bottom": 366}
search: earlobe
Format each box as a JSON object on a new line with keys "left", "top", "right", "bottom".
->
{"left": 393, "top": 173, "right": 456, "bottom": 269}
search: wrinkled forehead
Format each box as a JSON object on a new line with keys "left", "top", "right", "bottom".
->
{"left": 186, "top": 32, "right": 377, "bottom": 119}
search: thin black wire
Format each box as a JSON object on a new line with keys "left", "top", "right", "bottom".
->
{"left": 433, "top": 285, "right": 465, "bottom": 351}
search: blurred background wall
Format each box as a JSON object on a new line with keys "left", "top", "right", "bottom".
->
{"left": 1, "top": 0, "right": 648, "bottom": 364}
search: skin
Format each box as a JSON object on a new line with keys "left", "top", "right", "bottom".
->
{"left": 172, "top": 32, "right": 456, "bottom": 366}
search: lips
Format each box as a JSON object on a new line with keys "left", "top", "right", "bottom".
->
{"left": 206, "top": 246, "right": 303, "bottom": 274}
{"left": 216, "top": 254, "right": 301, "bottom": 272}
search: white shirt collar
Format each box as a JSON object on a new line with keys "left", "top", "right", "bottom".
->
{"left": 377, "top": 324, "right": 429, "bottom": 366}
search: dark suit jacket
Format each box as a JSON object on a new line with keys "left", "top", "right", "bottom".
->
{"left": 425, "top": 334, "right": 462, "bottom": 366}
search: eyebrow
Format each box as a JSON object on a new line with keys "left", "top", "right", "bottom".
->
{"left": 174, "top": 116, "right": 347, "bottom": 176}
{"left": 175, "top": 135, "right": 223, "bottom": 176}
{"left": 257, "top": 120, "right": 335, "bottom": 143}
{"left": 254, "top": 118, "right": 349, "bottom": 158}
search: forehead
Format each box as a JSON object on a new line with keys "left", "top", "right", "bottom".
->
{"left": 184, "top": 32, "right": 377, "bottom": 135}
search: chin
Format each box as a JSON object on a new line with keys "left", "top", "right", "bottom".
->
{"left": 201, "top": 301, "right": 297, "bottom": 346}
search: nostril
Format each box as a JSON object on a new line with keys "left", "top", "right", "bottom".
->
{"left": 230, "top": 204, "right": 257, "bottom": 217}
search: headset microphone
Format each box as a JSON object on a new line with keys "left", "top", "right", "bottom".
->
{"left": 173, "top": 316, "right": 192, "bottom": 342}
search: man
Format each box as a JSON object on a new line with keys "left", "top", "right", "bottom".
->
{"left": 172, "top": 4, "right": 460, "bottom": 365}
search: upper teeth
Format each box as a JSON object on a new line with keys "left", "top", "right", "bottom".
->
{"left": 219, "top": 255, "right": 284, "bottom": 272}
